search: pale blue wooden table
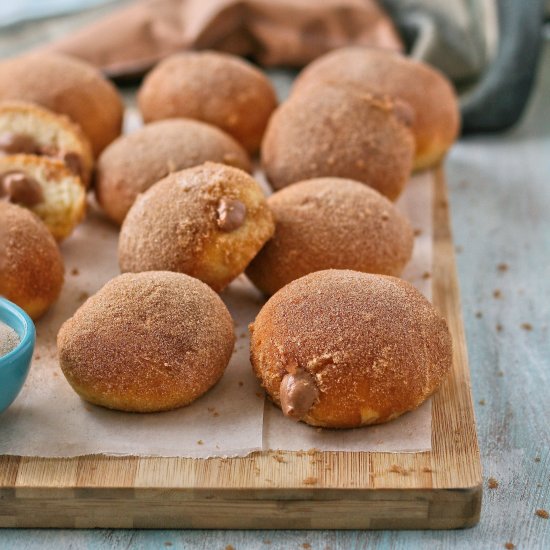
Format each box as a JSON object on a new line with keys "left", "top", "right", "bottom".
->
{"left": 1, "top": 15, "right": 549, "bottom": 550}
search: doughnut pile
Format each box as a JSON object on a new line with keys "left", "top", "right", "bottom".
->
{"left": 0, "top": 46, "right": 458, "bottom": 420}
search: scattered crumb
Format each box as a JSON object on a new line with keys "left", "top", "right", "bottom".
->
{"left": 303, "top": 477, "right": 318, "bottom": 485}
{"left": 535, "top": 457, "right": 541, "bottom": 463}
{"left": 537, "top": 484, "right": 542, "bottom": 488}
{"left": 475, "top": 311, "right": 483, "bottom": 319}
{"left": 504, "top": 543, "right": 515, "bottom": 549}
{"left": 496, "top": 324, "right": 503, "bottom": 333}
{"left": 493, "top": 289, "right": 502, "bottom": 299}
{"left": 255, "top": 392, "right": 263, "bottom": 398}
{"left": 497, "top": 263, "right": 509, "bottom": 272}
{"left": 421, "top": 271, "right": 431, "bottom": 280}
{"left": 71, "top": 268, "right": 79, "bottom": 276}
{"left": 536, "top": 509, "right": 549, "bottom": 519}
{"left": 238, "top": 381, "right": 244, "bottom": 387}
{"left": 521, "top": 323, "right": 533, "bottom": 331}
{"left": 273, "top": 455, "right": 287, "bottom": 463}
{"left": 263, "top": 540, "right": 271, "bottom": 545}
{"left": 413, "top": 228, "right": 422, "bottom": 237}
{"left": 197, "top": 440, "right": 203, "bottom": 445}
{"left": 302, "top": 544, "right": 312, "bottom": 549}
{"left": 307, "top": 448, "right": 318, "bottom": 455}
{"left": 497, "top": 371, "right": 504, "bottom": 377}
{"left": 78, "top": 291, "right": 89, "bottom": 302}
{"left": 488, "top": 477, "right": 499, "bottom": 489}
{"left": 479, "top": 399, "right": 486, "bottom": 406}
{"left": 164, "top": 543, "right": 173, "bottom": 548}
{"left": 225, "top": 545, "right": 235, "bottom": 550}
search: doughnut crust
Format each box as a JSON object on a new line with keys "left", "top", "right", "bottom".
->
{"left": 95, "top": 119, "right": 252, "bottom": 225}
{"left": 138, "top": 51, "right": 277, "bottom": 154}
{"left": 57, "top": 271, "right": 235, "bottom": 412}
{"left": 0, "top": 52, "right": 123, "bottom": 157}
{"left": 0, "top": 202, "right": 64, "bottom": 320}
{"left": 119, "top": 163, "right": 275, "bottom": 291}
{"left": 246, "top": 178, "right": 414, "bottom": 295}
{"left": 261, "top": 84, "right": 414, "bottom": 200}
{"left": 292, "top": 47, "right": 460, "bottom": 170}
{"left": 250, "top": 270, "right": 452, "bottom": 428}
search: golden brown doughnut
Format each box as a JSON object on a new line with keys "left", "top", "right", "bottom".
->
{"left": 0, "top": 202, "right": 64, "bottom": 320}
{"left": 261, "top": 84, "right": 414, "bottom": 200}
{"left": 0, "top": 52, "right": 124, "bottom": 157}
{"left": 57, "top": 271, "right": 235, "bottom": 412}
{"left": 138, "top": 51, "right": 277, "bottom": 154}
{"left": 0, "top": 154, "right": 86, "bottom": 241}
{"left": 250, "top": 270, "right": 452, "bottom": 428}
{"left": 292, "top": 47, "right": 460, "bottom": 170}
{"left": 118, "top": 162, "right": 275, "bottom": 291}
{"left": 95, "top": 119, "right": 252, "bottom": 225}
{"left": 0, "top": 101, "right": 93, "bottom": 186}
{"left": 246, "top": 178, "right": 414, "bottom": 295}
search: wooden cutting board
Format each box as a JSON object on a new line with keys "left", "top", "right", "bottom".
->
{"left": 0, "top": 168, "right": 482, "bottom": 529}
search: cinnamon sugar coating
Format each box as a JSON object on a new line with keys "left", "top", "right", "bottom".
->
{"left": 0, "top": 202, "right": 64, "bottom": 320}
{"left": 250, "top": 270, "right": 452, "bottom": 428}
{"left": 138, "top": 51, "right": 277, "bottom": 154}
{"left": 246, "top": 178, "right": 414, "bottom": 295}
{"left": 57, "top": 271, "right": 235, "bottom": 412}
{"left": 261, "top": 84, "right": 414, "bottom": 200}
{"left": 292, "top": 47, "right": 460, "bottom": 170}
{"left": 118, "top": 162, "right": 275, "bottom": 292}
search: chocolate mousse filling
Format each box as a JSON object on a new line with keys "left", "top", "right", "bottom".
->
{"left": 0, "top": 132, "right": 83, "bottom": 179}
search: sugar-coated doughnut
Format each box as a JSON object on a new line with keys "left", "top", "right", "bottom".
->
{"left": 261, "top": 84, "right": 414, "bottom": 200}
{"left": 250, "top": 270, "right": 452, "bottom": 428}
{"left": 246, "top": 178, "right": 414, "bottom": 295}
{"left": 0, "top": 53, "right": 123, "bottom": 157}
{"left": 95, "top": 119, "right": 251, "bottom": 225}
{"left": 138, "top": 51, "right": 277, "bottom": 154}
{"left": 0, "top": 202, "right": 64, "bottom": 320}
{"left": 57, "top": 271, "right": 235, "bottom": 412}
{"left": 118, "top": 162, "right": 275, "bottom": 291}
{"left": 292, "top": 47, "right": 460, "bottom": 170}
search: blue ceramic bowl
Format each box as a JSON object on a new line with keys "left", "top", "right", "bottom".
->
{"left": 0, "top": 297, "right": 35, "bottom": 413}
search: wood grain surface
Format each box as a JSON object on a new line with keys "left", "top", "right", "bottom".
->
{"left": 0, "top": 7, "right": 548, "bottom": 548}
{"left": 0, "top": 169, "right": 481, "bottom": 530}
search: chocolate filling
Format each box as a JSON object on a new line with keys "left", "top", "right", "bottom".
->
{"left": 216, "top": 198, "right": 247, "bottom": 232}
{"left": 0, "top": 171, "right": 44, "bottom": 207}
{"left": 279, "top": 369, "right": 319, "bottom": 421}
{"left": 0, "top": 132, "right": 83, "bottom": 179}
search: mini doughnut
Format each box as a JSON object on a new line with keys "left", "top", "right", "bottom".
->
{"left": 246, "top": 178, "right": 414, "bottom": 295}
{"left": 0, "top": 202, "right": 64, "bottom": 320}
{"left": 118, "top": 162, "right": 275, "bottom": 291}
{"left": 250, "top": 270, "right": 452, "bottom": 428}
{"left": 138, "top": 51, "right": 277, "bottom": 154}
{"left": 261, "top": 84, "right": 414, "bottom": 200}
{"left": 0, "top": 155, "right": 86, "bottom": 240}
{"left": 57, "top": 271, "right": 235, "bottom": 412}
{"left": 0, "top": 52, "right": 124, "bottom": 157}
{"left": 0, "top": 101, "right": 93, "bottom": 186}
{"left": 292, "top": 47, "right": 460, "bottom": 170}
{"left": 95, "top": 119, "right": 251, "bottom": 225}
